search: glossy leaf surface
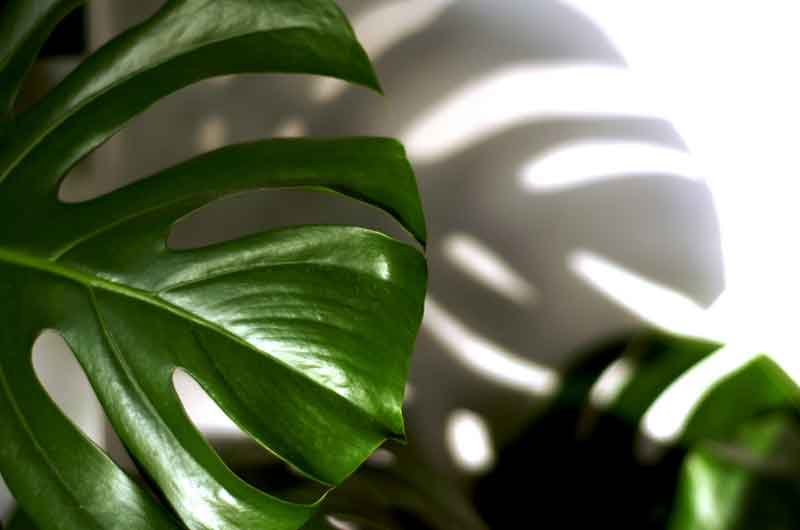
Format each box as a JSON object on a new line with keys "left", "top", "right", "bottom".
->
{"left": 0, "top": 1, "right": 426, "bottom": 529}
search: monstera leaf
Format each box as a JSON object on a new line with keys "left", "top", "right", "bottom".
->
{"left": 0, "top": 1, "right": 427, "bottom": 529}
{"left": 476, "top": 332, "right": 800, "bottom": 528}
{"left": 668, "top": 359, "right": 800, "bottom": 530}
{"left": 226, "top": 442, "right": 488, "bottom": 530}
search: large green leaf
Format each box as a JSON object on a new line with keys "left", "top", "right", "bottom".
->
{"left": 0, "top": 0, "right": 381, "bottom": 223}
{"left": 0, "top": 1, "right": 427, "bottom": 529}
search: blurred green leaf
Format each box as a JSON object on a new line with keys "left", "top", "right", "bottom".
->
{"left": 477, "top": 331, "right": 800, "bottom": 529}
{"left": 669, "top": 411, "right": 800, "bottom": 530}
{"left": 683, "top": 355, "right": 800, "bottom": 443}
{"left": 252, "top": 444, "right": 488, "bottom": 530}
{"left": 609, "top": 332, "right": 720, "bottom": 424}
{"left": 6, "top": 510, "right": 37, "bottom": 530}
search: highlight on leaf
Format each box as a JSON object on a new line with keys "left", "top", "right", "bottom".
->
{"left": 0, "top": 1, "right": 427, "bottom": 529}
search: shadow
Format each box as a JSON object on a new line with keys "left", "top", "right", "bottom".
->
{"left": 473, "top": 332, "right": 703, "bottom": 529}
{"left": 78, "top": 0, "right": 724, "bottom": 498}
{"left": 473, "top": 332, "right": 800, "bottom": 529}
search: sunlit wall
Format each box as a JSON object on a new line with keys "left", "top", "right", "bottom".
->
{"left": 8, "top": 0, "right": 792, "bottom": 521}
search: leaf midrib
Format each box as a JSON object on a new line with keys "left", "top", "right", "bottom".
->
{"left": 0, "top": 245, "right": 328, "bottom": 379}
{"left": 0, "top": 244, "right": 396, "bottom": 455}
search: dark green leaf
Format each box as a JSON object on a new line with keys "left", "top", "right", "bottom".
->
{"left": 608, "top": 332, "right": 720, "bottom": 424}
{"left": 266, "top": 445, "right": 488, "bottom": 530}
{"left": 0, "top": 1, "right": 426, "bottom": 529}
{"left": 9, "top": 137, "right": 426, "bottom": 256}
{"left": 7, "top": 509, "right": 38, "bottom": 530}
{"left": 0, "top": 149, "right": 426, "bottom": 530}
{"left": 683, "top": 355, "right": 800, "bottom": 444}
{"left": 0, "top": 0, "right": 381, "bottom": 196}
{"left": 0, "top": 0, "right": 86, "bottom": 116}
{"left": 668, "top": 411, "right": 800, "bottom": 530}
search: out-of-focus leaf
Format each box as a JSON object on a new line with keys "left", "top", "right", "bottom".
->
{"left": 668, "top": 411, "right": 800, "bottom": 530}
{"left": 608, "top": 332, "right": 720, "bottom": 424}
{"left": 475, "top": 332, "right": 700, "bottom": 528}
{"left": 250, "top": 444, "right": 488, "bottom": 530}
{"left": 683, "top": 355, "right": 800, "bottom": 443}
{"left": 476, "top": 331, "right": 783, "bottom": 528}
{"left": 478, "top": 330, "right": 800, "bottom": 529}
{"left": 6, "top": 509, "right": 37, "bottom": 530}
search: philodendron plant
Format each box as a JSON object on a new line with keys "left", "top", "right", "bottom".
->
{"left": 0, "top": 1, "right": 427, "bottom": 529}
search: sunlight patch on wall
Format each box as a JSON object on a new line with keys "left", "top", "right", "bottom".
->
{"left": 520, "top": 140, "right": 703, "bottom": 193}
{"left": 560, "top": 3, "right": 800, "bottom": 386}
{"left": 195, "top": 114, "right": 229, "bottom": 152}
{"left": 443, "top": 233, "right": 539, "bottom": 305}
{"left": 446, "top": 409, "right": 495, "bottom": 474}
{"left": 272, "top": 116, "right": 307, "bottom": 138}
{"left": 569, "top": 249, "right": 718, "bottom": 341}
{"left": 423, "top": 298, "right": 559, "bottom": 396}
{"left": 403, "top": 64, "right": 666, "bottom": 164}
{"left": 589, "top": 357, "right": 637, "bottom": 409}
{"left": 641, "top": 344, "right": 757, "bottom": 443}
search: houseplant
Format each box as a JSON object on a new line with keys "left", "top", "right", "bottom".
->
{"left": 476, "top": 331, "right": 800, "bottom": 529}
{"left": 0, "top": 1, "right": 427, "bottom": 529}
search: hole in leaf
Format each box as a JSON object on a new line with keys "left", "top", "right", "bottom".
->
{"left": 272, "top": 116, "right": 307, "bottom": 137}
{"left": 172, "top": 369, "right": 327, "bottom": 504}
{"left": 195, "top": 114, "right": 229, "bottom": 151}
{"left": 167, "top": 188, "right": 416, "bottom": 250}
{"left": 11, "top": 6, "right": 85, "bottom": 114}
{"left": 32, "top": 331, "right": 107, "bottom": 448}
{"left": 41, "top": 6, "right": 87, "bottom": 57}
{"left": 0, "top": 473, "right": 13, "bottom": 526}
{"left": 31, "top": 331, "right": 142, "bottom": 479}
